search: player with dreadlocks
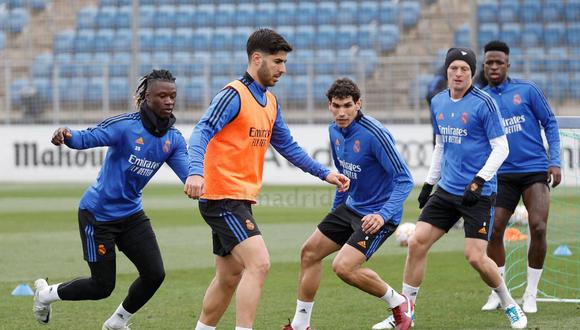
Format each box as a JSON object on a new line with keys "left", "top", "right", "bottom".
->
{"left": 33, "top": 69, "right": 189, "bottom": 330}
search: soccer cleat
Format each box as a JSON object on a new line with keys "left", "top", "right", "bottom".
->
{"left": 391, "top": 296, "right": 414, "bottom": 330}
{"left": 481, "top": 290, "right": 501, "bottom": 311}
{"left": 33, "top": 278, "right": 52, "bottom": 325}
{"left": 281, "top": 319, "right": 309, "bottom": 330}
{"left": 504, "top": 303, "right": 527, "bottom": 329}
{"left": 102, "top": 320, "right": 131, "bottom": 330}
{"left": 372, "top": 315, "right": 397, "bottom": 329}
{"left": 522, "top": 291, "right": 537, "bottom": 313}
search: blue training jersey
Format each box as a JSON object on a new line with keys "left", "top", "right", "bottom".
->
{"left": 330, "top": 114, "right": 414, "bottom": 225}
{"left": 188, "top": 73, "right": 329, "bottom": 181}
{"left": 483, "top": 77, "right": 560, "bottom": 173}
{"left": 431, "top": 87, "right": 506, "bottom": 196}
{"left": 65, "top": 112, "right": 189, "bottom": 221}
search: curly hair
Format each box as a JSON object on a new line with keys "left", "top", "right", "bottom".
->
{"left": 134, "top": 69, "right": 176, "bottom": 108}
{"left": 326, "top": 78, "right": 361, "bottom": 102}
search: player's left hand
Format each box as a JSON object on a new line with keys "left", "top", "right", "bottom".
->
{"left": 462, "top": 176, "right": 485, "bottom": 207}
{"left": 547, "top": 166, "right": 561, "bottom": 188}
{"left": 361, "top": 214, "right": 385, "bottom": 234}
{"left": 325, "top": 172, "right": 350, "bottom": 192}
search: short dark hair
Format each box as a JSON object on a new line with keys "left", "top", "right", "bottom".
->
{"left": 135, "top": 69, "right": 176, "bottom": 107}
{"left": 326, "top": 78, "right": 361, "bottom": 102}
{"left": 246, "top": 28, "right": 293, "bottom": 58}
{"left": 484, "top": 40, "right": 510, "bottom": 55}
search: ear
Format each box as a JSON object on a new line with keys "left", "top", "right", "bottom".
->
{"left": 250, "top": 52, "right": 263, "bottom": 66}
{"left": 355, "top": 99, "right": 362, "bottom": 110}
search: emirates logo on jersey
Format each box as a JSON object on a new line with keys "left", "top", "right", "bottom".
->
{"left": 513, "top": 94, "right": 522, "bottom": 105}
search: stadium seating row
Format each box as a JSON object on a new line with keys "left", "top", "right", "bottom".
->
{"left": 53, "top": 25, "right": 400, "bottom": 54}
{"left": 4, "top": 0, "right": 47, "bottom": 11}
{"left": 475, "top": 23, "right": 580, "bottom": 48}
{"left": 78, "top": 1, "right": 420, "bottom": 29}
{"left": 478, "top": 0, "right": 580, "bottom": 24}
{"left": 0, "top": 8, "right": 30, "bottom": 33}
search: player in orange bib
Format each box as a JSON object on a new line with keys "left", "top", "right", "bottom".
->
{"left": 184, "top": 28, "right": 349, "bottom": 330}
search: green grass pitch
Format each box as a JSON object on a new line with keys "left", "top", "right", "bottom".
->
{"left": 0, "top": 184, "right": 578, "bottom": 329}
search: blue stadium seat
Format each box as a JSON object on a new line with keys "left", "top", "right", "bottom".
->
{"left": 233, "top": 51, "right": 247, "bottom": 75}
{"left": 566, "top": 0, "right": 580, "bottom": 23}
{"left": 184, "top": 77, "right": 205, "bottom": 105}
{"left": 29, "top": 0, "right": 48, "bottom": 11}
{"left": 500, "top": 23, "right": 521, "bottom": 47}
{"left": 542, "top": 0, "right": 564, "bottom": 22}
{"left": 255, "top": 3, "right": 276, "bottom": 27}
{"left": 85, "top": 77, "right": 104, "bottom": 104}
{"left": 109, "top": 77, "right": 128, "bottom": 104}
{"left": 117, "top": 0, "right": 130, "bottom": 6}
{"left": 276, "top": 25, "right": 295, "bottom": 47}
{"left": 91, "top": 52, "right": 111, "bottom": 77}
{"left": 211, "top": 75, "right": 231, "bottom": 94}
{"left": 277, "top": 3, "right": 296, "bottom": 26}
{"left": 112, "top": 29, "right": 131, "bottom": 53}
{"left": 139, "top": 28, "right": 155, "bottom": 52}
{"left": 569, "top": 47, "right": 580, "bottom": 71}
{"left": 498, "top": 0, "right": 518, "bottom": 23}
{"left": 53, "top": 30, "right": 75, "bottom": 54}
{"left": 335, "top": 51, "right": 355, "bottom": 76}
{"left": 54, "top": 53, "right": 73, "bottom": 77}
{"left": 94, "top": 29, "right": 115, "bottom": 53}
{"left": 521, "top": 24, "right": 543, "bottom": 48}
{"left": 115, "top": 6, "right": 130, "bottom": 29}
{"left": 0, "top": 31, "right": 6, "bottom": 51}
{"left": 211, "top": 51, "right": 233, "bottom": 76}
{"left": 155, "top": 5, "right": 175, "bottom": 29}
{"left": 525, "top": 47, "right": 545, "bottom": 71}
{"left": 508, "top": 47, "right": 523, "bottom": 72}
{"left": 215, "top": 4, "right": 236, "bottom": 28}
{"left": 212, "top": 28, "right": 234, "bottom": 51}
{"left": 233, "top": 27, "right": 253, "bottom": 52}
{"left": 478, "top": 24, "right": 499, "bottom": 48}
{"left": 570, "top": 73, "right": 580, "bottom": 99}
{"left": 337, "top": 25, "right": 356, "bottom": 50}
{"left": 138, "top": 6, "right": 155, "bottom": 29}
{"left": 288, "top": 49, "right": 313, "bottom": 76}
{"left": 317, "top": 2, "right": 337, "bottom": 25}
{"left": 33, "top": 78, "right": 51, "bottom": 103}
{"left": 477, "top": 0, "right": 498, "bottom": 24}
{"left": 110, "top": 52, "right": 129, "bottom": 77}
{"left": 191, "top": 51, "right": 210, "bottom": 76}
{"left": 31, "top": 53, "right": 53, "bottom": 78}
{"left": 288, "top": 75, "right": 308, "bottom": 103}
{"left": 545, "top": 47, "right": 568, "bottom": 72}
{"left": 378, "top": 24, "right": 399, "bottom": 52}
{"left": 400, "top": 1, "right": 421, "bottom": 29}
{"left": 174, "top": 28, "right": 193, "bottom": 52}
{"left": 96, "top": 6, "right": 117, "bottom": 30}
{"left": 74, "top": 30, "right": 95, "bottom": 53}
{"left": 8, "top": 8, "right": 29, "bottom": 33}
{"left": 235, "top": 3, "right": 255, "bottom": 27}
{"left": 296, "top": 2, "right": 317, "bottom": 26}
{"left": 358, "top": 1, "right": 379, "bottom": 25}
{"left": 528, "top": 73, "right": 548, "bottom": 94}
{"left": 454, "top": 24, "right": 470, "bottom": 48}
{"left": 314, "top": 49, "right": 336, "bottom": 75}
{"left": 544, "top": 23, "right": 566, "bottom": 48}
{"left": 99, "top": 0, "right": 116, "bottom": 7}
{"left": 152, "top": 51, "right": 176, "bottom": 73}
{"left": 76, "top": 6, "right": 97, "bottom": 30}
{"left": 138, "top": 52, "right": 153, "bottom": 76}
{"left": 59, "top": 78, "right": 87, "bottom": 103}
{"left": 175, "top": 5, "right": 194, "bottom": 29}
{"left": 337, "top": 2, "right": 357, "bottom": 25}
{"left": 379, "top": 0, "right": 398, "bottom": 24}
{"left": 357, "top": 25, "right": 375, "bottom": 49}
{"left": 295, "top": 25, "right": 315, "bottom": 50}
{"left": 359, "top": 49, "right": 378, "bottom": 75}
{"left": 154, "top": 28, "right": 173, "bottom": 52}
{"left": 317, "top": 25, "right": 336, "bottom": 50}
{"left": 520, "top": 0, "right": 541, "bottom": 23}
{"left": 567, "top": 23, "right": 580, "bottom": 47}
{"left": 10, "top": 79, "right": 29, "bottom": 106}
{"left": 195, "top": 5, "right": 215, "bottom": 28}
{"left": 74, "top": 52, "right": 93, "bottom": 77}
{"left": 314, "top": 75, "right": 334, "bottom": 102}
{"left": 193, "top": 28, "right": 212, "bottom": 52}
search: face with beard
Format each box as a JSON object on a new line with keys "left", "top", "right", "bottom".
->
{"left": 255, "top": 51, "right": 288, "bottom": 87}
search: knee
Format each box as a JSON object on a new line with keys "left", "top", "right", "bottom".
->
{"left": 464, "top": 252, "right": 485, "bottom": 270}
{"left": 529, "top": 221, "right": 547, "bottom": 239}
{"left": 144, "top": 267, "right": 166, "bottom": 288}
{"left": 247, "top": 259, "right": 271, "bottom": 279}
{"left": 300, "top": 243, "right": 322, "bottom": 266}
{"left": 94, "top": 276, "right": 115, "bottom": 299}
{"left": 331, "top": 259, "right": 354, "bottom": 283}
{"left": 407, "top": 235, "right": 428, "bottom": 255}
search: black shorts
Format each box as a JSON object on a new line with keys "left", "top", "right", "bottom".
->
{"left": 78, "top": 208, "right": 155, "bottom": 263}
{"left": 318, "top": 204, "right": 397, "bottom": 260}
{"left": 198, "top": 199, "right": 260, "bottom": 257}
{"left": 419, "top": 188, "right": 495, "bottom": 241}
{"left": 496, "top": 172, "right": 549, "bottom": 211}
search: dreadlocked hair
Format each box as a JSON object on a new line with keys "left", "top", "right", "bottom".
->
{"left": 134, "top": 69, "right": 176, "bottom": 108}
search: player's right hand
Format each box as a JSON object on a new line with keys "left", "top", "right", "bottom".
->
{"left": 184, "top": 175, "right": 205, "bottom": 199}
{"left": 51, "top": 127, "right": 72, "bottom": 146}
{"left": 418, "top": 183, "right": 434, "bottom": 209}
{"left": 325, "top": 172, "right": 350, "bottom": 192}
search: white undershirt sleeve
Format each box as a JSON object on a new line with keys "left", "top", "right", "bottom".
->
{"left": 425, "top": 134, "right": 444, "bottom": 185}
{"left": 476, "top": 135, "right": 509, "bottom": 181}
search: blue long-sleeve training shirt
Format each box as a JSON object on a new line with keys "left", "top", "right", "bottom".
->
{"left": 188, "top": 73, "right": 330, "bottom": 181}
{"left": 65, "top": 112, "right": 189, "bottom": 221}
{"left": 484, "top": 77, "right": 560, "bottom": 173}
{"left": 430, "top": 86, "right": 506, "bottom": 196}
{"left": 330, "top": 114, "right": 414, "bottom": 225}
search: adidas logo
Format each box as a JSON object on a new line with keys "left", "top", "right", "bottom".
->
{"left": 299, "top": 308, "right": 307, "bottom": 313}
{"left": 357, "top": 240, "right": 366, "bottom": 249}
{"left": 117, "top": 313, "right": 124, "bottom": 319}
{"left": 478, "top": 227, "right": 487, "bottom": 234}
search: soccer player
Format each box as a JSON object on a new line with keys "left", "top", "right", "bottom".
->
{"left": 283, "top": 78, "right": 414, "bottom": 330}
{"left": 480, "top": 40, "right": 561, "bottom": 313}
{"left": 183, "top": 29, "right": 349, "bottom": 330}
{"left": 32, "top": 70, "right": 189, "bottom": 330}
{"left": 373, "top": 48, "right": 527, "bottom": 329}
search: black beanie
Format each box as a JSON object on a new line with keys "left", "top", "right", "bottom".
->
{"left": 445, "top": 47, "right": 476, "bottom": 77}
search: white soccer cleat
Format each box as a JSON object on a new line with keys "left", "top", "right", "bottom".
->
{"left": 504, "top": 303, "right": 527, "bottom": 329}
{"left": 481, "top": 290, "right": 501, "bottom": 311}
{"left": 33, "top": 278, "right": 52, "bottom": 325}
{"left": 371, "top": 314, "right": 415, "bottom": 329}
{"left": 102, "top": 320, "right": 131, "bottom": 330}
{"left": 522, "top": 291, "right": 537, "bottom": 313}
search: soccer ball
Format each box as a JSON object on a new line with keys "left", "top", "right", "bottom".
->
{"left": 509, "top": 205, "right": 529, "bottom": 226}
{"left": 395, "top": 222, "right": 416, "bottom": 247}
